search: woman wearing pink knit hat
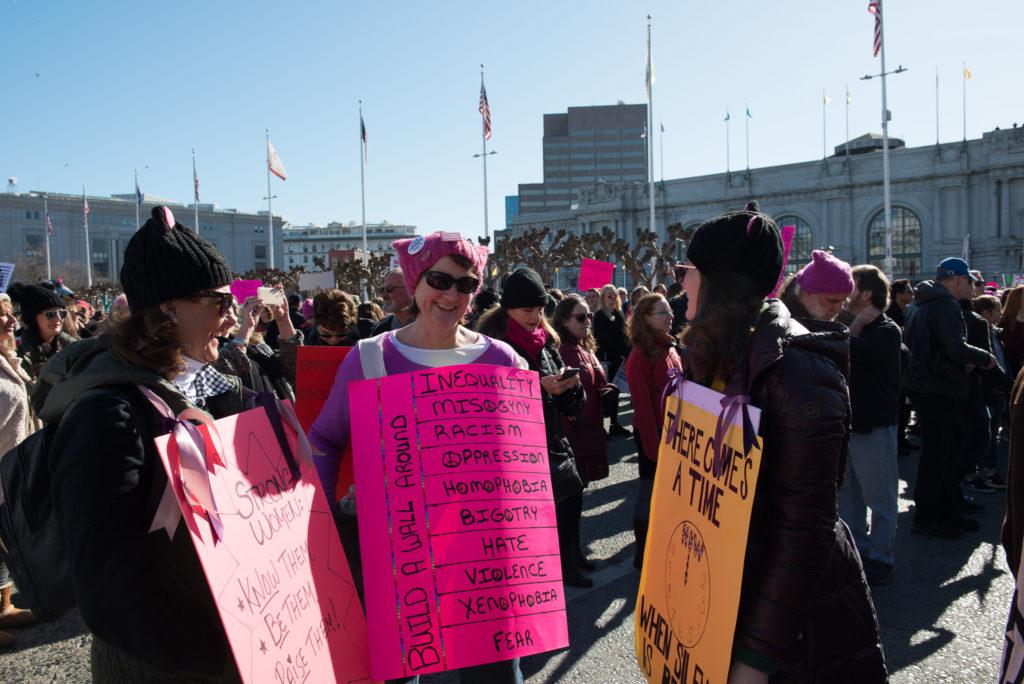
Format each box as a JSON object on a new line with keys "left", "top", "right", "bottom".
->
{"left": 779, "top": 250, "right": 855, "bottom": 323}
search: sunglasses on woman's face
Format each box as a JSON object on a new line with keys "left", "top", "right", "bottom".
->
{"left": 571, "top": 312, "right": 594, "bottom": 324}
{"left": 43, "top": 309, "right": 68, "bottom": 321}
{"left": 424, "top": 271, "right": 479, "bottom": 295}
{"left": 195, "top": 290, "right": 234, "bottom": 317}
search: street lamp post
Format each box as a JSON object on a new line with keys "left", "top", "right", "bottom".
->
{"left": 861, "top": 63, "right": 907, "bottom": 278}
{"left": 262, "top": 194, "right": 277, "bottom": 271}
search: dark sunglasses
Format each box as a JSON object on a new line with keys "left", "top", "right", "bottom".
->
{"left": 317, "top": 327, "right": 348, "bottom": 340}
{"left": 194, "top": 290, "right": 234, "bottom": 316}
{"left": 424, "top": 271, "right": 479, "bottom": 295}
{"left": 43, "top": 309, "right": 68, "bottom": 321}
{"left": 378, "top": 283, "right": 406, "bottom": 294}
{"left": 570, "top": 312, "right": 594, "bottom": 324}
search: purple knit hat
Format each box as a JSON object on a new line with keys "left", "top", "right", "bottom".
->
{"left": 393, "top": 231, "right": 488, "bottom": 295}
{"left": 795, "top": 250, "right": 854, "bottom": 295}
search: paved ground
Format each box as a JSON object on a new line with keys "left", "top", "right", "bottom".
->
{"left": 0, "top": 401, "right": 1013, "bottom": 682}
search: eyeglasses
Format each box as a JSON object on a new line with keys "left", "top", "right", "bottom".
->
{"left": 649, "top": 310, "right": 673, "bottom": 318}
{"left": 194, "top": 290, "right": 234, "bottom": 317}
{"left": 570, "top": 312, "right": 594, "bottom": 324}
{"left": 424, "top": 271, "right": 480, "bottom": 295}
{"left": 378, "top": 283, "right": 406, "bottom": 295}
{"left": 317, "top": 328, "right": 349, "bottom": 341}
{"left": 43, "top": 309, "right": 68, "bottom": 321}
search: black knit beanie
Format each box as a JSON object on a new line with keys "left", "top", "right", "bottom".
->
{"left": 7, "top": 282, "right": 65, "bottom": 323}
{"left": 501, "top": 267, "right": 548, "bottom": 309}
{"left": 120, "top": 206, "right": 232, "bottom": 313}
{"left": 686, "top": 200, "right": 783, "bottom": 299}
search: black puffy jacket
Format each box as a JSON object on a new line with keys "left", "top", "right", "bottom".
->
{"left": 904, "top": 281, "right": 991, "bottom": 399}
{"left": 708, "top": 300, "right": 887, "bottom": 681}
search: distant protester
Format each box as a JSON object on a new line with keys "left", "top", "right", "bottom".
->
{"left": 371, "top": 268, "right": 415, "bottom": 335}
{"left": 8, "top": 282, "right": 75, "bottom": 380}
{"left": 779, "top": 249, "right": 854, "bottom": 324}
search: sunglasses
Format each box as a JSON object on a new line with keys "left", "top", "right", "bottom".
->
{"left": 195, "top": 290, "right": 234, "bottom": 316}
{"left": 378, "top": 283, "right": 406, "bottom": 295}
{"left": 317, "top": 328, "right": 349, "bottom": 340}
{"left": 570, "top": 312, "right": 594, "bottom": 324}
{"left": 43, "top": 309, "right": 68, "bottom": 321}
{"left": 424, "top": 271, "right": 479, "bottom": 295}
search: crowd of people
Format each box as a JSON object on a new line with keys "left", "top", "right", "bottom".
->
{"left": 0, "top": 201, "right": 1021, "bottom": 682}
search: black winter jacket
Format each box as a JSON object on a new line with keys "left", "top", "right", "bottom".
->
{"left": 506, "top": 340, "right": 585, "bottom": 478}
{"left": 701, "top": 300, "right": 886, "bottom": 680}
{"left": 849, "top": 312, "right": 903, "bottom": 433}
{"left": 592, "top": 308, "right": 629, "bottom": 365}
{"left": 904, "top": 281, "right": 991, "bottom": 399}
{"left": 40, "top": 344, "right": 248, "bottom": 678}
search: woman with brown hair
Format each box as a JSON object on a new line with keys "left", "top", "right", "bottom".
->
{"left": 592, "top": 283, "right": 631, "bottom": 437}
{"left": 678, "top": 201, "right": 885, "bottom": 682}
{"left": 37, "top": 206, "right": 249, "bottom": 681}
{"left": 7, "top": 282, "right": 76, "bottom": 380}
{"left": 1002, "top": 286, "right": 1024, "bottom": 377}
{"left": 624, "top": 293, "right": 682, "bottom": 568}
{"left": 552, "top": 293, "right": 614, "bottom": 571}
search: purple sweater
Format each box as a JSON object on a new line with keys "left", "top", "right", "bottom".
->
{"left": 308, "top": 330, "right": 523, "bottom": 501}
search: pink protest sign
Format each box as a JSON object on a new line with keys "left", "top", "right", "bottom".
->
{"left": 231, "top": 279, "right": 263, "bottom": 302}
{"left": 348, "top": 364, "right": 569, "bottom": 680}
{"left": 768, "top": 225, "right": 796, "bottom": 298}
{"left": 577, "top": 258, "right": 615, "bottom": 291}
{"left": 153, "top": 405, "right": 376, "bottom": 684}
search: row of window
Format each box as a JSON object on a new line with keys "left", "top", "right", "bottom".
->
{"left": 569, "top": 127, "right": 645, "bottom": 137}
{"left": 569, "top": 139, "right": 645, "bottom": 148}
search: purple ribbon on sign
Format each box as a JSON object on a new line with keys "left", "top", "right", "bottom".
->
{"left": 140, "top": 386, "right": 226, "bottom": 543}
{"left": 661, "top": 367, "right": 687, "bottom": 447}
{"left": 711, "top": 393, "right": 759, "bottom": 478}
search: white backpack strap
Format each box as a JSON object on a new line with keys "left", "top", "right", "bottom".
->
{"left": 357, "top": 332, "right": 388, "bottom": 380}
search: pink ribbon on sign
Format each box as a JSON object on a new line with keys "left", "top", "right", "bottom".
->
{"left": 140, "top": 386, "right": 226, "bottom": 543}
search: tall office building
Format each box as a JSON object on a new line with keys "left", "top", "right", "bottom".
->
{"left": 517, "top": 103, "right": 648, "bottom": 215}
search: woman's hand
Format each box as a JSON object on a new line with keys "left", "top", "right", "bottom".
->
{"left": 266, "top": 284, "right": 296, "bottom": 339}
{"left": 236, "top": 296, "right": 263, "bottom": 343}
{"left": 540, "top": 368, "right": 580, "bottom": 396}
{"left": 727, "top": 660, "right": 769, "bottom": 684}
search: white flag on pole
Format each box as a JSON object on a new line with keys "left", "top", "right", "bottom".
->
{"left": 962, "top": 233, "right": 971, "bottom": 261}
{"left": 267, "top": 140, "right": 288, "bottom": 181}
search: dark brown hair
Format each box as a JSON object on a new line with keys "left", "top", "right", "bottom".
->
{"left": 551, "top": 294, "right": 595, "bottom": 352}
{"left": 628, "top": 293, "right": 673, "bottom": 359}
{"left": 407, "top": 253, "right": 477, "bottom": 317}
{"left": 973, "top": 294, "right": 1002, "bottom": 316}
{"left": 475, "top": 304, "right": 559, "bottom": 348}
{"left": 313, "top": 289, "right": 357, "bottom": 333}
{"left": 680, "top": 277, "right": 763, "bottom": 382}
{"left": 889, "top": 278, "right": 912, "bottom": 297}
{"left": 851, "top": 264, "right": 891, "bottom": 310}
{"left": 108, "top": 306, "right": 185, "bottom": 379}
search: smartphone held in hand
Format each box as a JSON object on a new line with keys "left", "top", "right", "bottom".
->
{"left": 257, "top": 287, "right": 286, "bottom": 307}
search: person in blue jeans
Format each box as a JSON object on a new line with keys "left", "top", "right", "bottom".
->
{"left": 838, "top": 265, "right": 904, "bottom": 586}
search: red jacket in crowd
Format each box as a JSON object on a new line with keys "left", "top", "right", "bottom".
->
{"left": 625, "top": 341, "right": 683, "bottom": 462}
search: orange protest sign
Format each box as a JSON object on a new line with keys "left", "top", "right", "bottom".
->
{"left": 635, "top": 380, "right": 763, "bottom": 684}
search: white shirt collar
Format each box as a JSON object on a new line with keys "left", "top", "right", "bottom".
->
{"left": 172, "top": 355, "right": 206, "bottom": 393}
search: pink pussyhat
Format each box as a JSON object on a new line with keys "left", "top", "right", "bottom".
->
{"left": 393, "top": 231, "right": 488, "bottom": 294}
{"left": 795, "top": 250, "right": 854, "bottom": 295}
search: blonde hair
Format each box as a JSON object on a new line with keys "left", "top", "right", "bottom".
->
{"left": 0, "top": 294, "right": 14, "bottom": 355}
{"left": 600, "top": 284, "right": 621, "bottom": 312}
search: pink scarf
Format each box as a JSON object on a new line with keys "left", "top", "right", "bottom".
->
{"left": 507, "top": 318, "right": 548, "bottom": 362}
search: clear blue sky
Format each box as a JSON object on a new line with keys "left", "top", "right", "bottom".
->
{"left": 2, "top": 1, "right": 1019, "bottom": 244}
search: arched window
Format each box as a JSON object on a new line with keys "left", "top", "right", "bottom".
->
{"left": 774, "top": 215, "right": 813, "bottom": 274}
{"left": 867, "top": 206, "right": 923, "bottom": 278}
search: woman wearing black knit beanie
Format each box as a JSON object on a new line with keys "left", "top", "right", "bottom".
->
{"left": 7, "top": 281, "right": 75, "bottom": 380}
{"left": 677, "top": 202, "right": 886, "bottom": 682}
{"left": 37, "top": 206, "right": 249, "bottom": 681}
{"left": 476, "top": 267, "right": 591, "bottom": 587}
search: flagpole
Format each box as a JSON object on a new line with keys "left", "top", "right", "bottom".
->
{"left": 265, "top": 129, "right": 275, "bottom": 270}
{"left": 744, "top": 103, "right": 750, "bottom": 171}
{"left": 192, "top": 148, "right": 200, "bottom": 235}
{"left": 646, "top": 16, "right": 655, "bottom": 235}
{"left": 845, "top": 84, "right": 851, "bottom": 158}
{"left": 659, "top": 120, "right": 664, "bottom": 182}
{"left": 480, "top": 67, "right": 491, "bottom": 242}
{"left": 359, "top": 101, "right": 368, "bottom": 269}
{"left": 822, "top": 88, "right": 827, "bottom": 159}
{"left": 935, "top": 67, "right": 940, "bottom": 145}
{"left": 134, "top": 168, "right": 140, "bottom": 230}
{"left": 725, "top": 108, "right": 731, "bottom": 174}
{"left": 962, "top": 61, "right": 967, "bottom": 142}
{"left": 43, "top": 194, "right": 51, "bottom": 281}
{"left": 879, "top": 0, "right": 893, "bottom": 277}
{"left": 83, "top": 186, "right": 92, "bottom": 287}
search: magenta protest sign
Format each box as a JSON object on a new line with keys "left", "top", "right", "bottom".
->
{"left": 577, "top": 258, "right": 615, "bottom": 291}
{"left": 231, "top": 279, "right": 263, "bottom": 302}
{"left": 152, "top": 403, "right": 376, "bottom": 684}
{"left": 348, "top": 364, "right": 568, "bottom": 680}
{"left": 768, "top": 225, "right": 796, "bottom": 298}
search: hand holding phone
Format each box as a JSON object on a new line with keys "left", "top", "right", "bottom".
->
{"left": 560, "top": 367, "right": 580, "bottom": 379}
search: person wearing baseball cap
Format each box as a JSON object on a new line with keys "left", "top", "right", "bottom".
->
{"left": 905, "top": 256, "right": 998, "bottom": 540}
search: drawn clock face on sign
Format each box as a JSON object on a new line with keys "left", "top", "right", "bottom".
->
{"left": 664, "top": 520, "right": 711, "bottom": 648}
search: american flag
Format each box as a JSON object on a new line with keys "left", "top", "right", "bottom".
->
{"left": 479, "top": 80, "right": 492, "bottom": 141}
{"left": 193, "top": 159, "right": 200, "bottom": 204}
{"left": 868, "top": 1, "right": 882, "bottom": 58}
{"left": 360, "top": 113, "right": 368, "bottom": 163}
{"left": 83, "top": 197, "right": 89, "bottom": 234}
{"left": 45, "top": 214, "right": 53, "bottom": 236}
